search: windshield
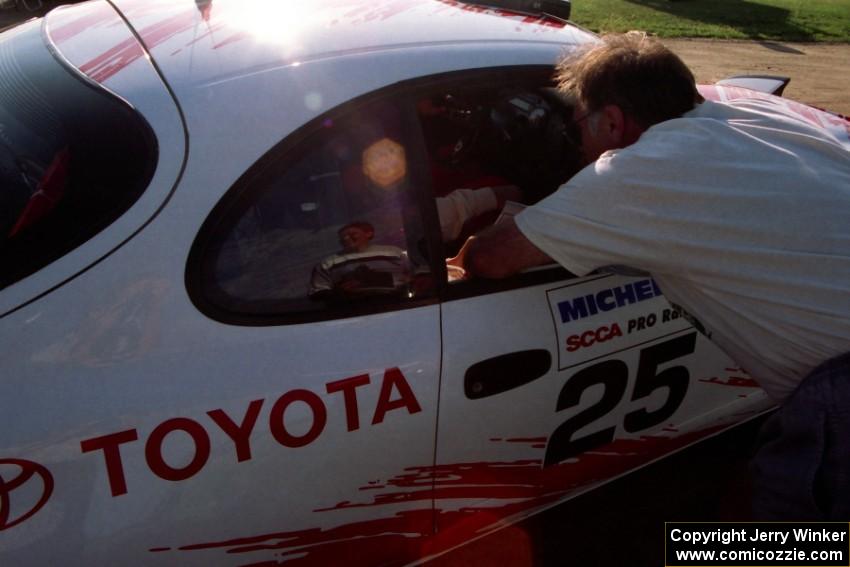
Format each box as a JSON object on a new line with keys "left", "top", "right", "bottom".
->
{"left": 0, "top": 21, "right": 156, "bottom": 289}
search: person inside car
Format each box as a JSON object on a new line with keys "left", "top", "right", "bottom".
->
{"left": 309, "top": 221, "right": 411, "bottom": 300}
{"left": 451, "top": 31, "right": 850, "bottom": 520}
{"left": 348, "top": 128, "right": 525, "bottom": 252}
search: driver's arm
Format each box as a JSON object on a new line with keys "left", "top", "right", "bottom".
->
{"left": 436, "top": 185, "right": 522, "bottom": 241}
{"left": 452, "top": 217, "right": 554, "bottom": 279}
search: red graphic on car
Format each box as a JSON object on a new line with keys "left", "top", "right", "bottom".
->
{"left": 48, "top": 0, "right": 570, "bottom": 86}
{"left": 0, "top": 459, "right": 54, "bottom": 531}
{"left": 699, "top": 367, "right": 761, "bottom": 388}
{"left": 151, "top": 425, "right": 730, "bottom": 565}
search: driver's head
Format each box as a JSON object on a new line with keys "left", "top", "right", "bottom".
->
{"left": 556, "top": 31, "right": 703, "bottom": 163}
{"left": 338, "top": 221, "right": 375, "bottom": 253}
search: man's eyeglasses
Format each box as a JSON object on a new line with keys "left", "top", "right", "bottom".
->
{"left": 572, "top": 108, "right": 597, "bottom": 125}
{"left": 564, "top": 108, "right": 596, "bottom": 147}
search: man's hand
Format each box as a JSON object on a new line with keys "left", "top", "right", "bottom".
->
{"left": 453, "top": 218, "right": 554, "bottom": 279}
{"left": 446, "top": 236, "right": 476, "bottom": 282}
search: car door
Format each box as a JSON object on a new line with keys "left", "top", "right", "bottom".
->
{"left": 171, "top": 95, "right": 446, "bottom": 565}
{"left": 435, "top": 272, "right": 773, "bottom": 529}
{"left": 406, "top": 68, "right": 775, "bottom": 541}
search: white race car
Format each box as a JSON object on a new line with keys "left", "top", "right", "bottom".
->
{"left": 4, "top": 0, "right": 847, "bottom": 564}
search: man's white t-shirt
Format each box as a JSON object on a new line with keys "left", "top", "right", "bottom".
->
{"left": 516, "top": 98, "right": 850, "bottom": 401}
{"left": 437, "top": 187, "right": 499, "bottom": 241}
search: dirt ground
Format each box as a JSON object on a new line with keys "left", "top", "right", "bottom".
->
{"left": 663, "top": 38, "right": 850, "bottom": 116}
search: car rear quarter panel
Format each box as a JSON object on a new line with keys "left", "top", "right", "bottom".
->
{"left": 0, "top": 3, "right": 186, "bottom": 316}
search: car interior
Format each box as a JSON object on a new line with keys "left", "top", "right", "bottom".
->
{"left": 415, "top": 82, "right": 585, "bottom": 263}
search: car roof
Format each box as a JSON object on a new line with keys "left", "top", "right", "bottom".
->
{"left": 106, "top": 0, "right": 596, "bottom": 90}
{"left": 44, "top": 0, "right": 596, "bottom": 219}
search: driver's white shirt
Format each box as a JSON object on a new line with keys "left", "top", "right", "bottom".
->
{"left": 309, "top": 244, "right": 409, "bottom": 296}
{"left": 516, "top": 98, "right": 850, "bottom": 401}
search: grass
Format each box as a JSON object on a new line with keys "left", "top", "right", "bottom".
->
{"left": 570, "top": 0, "right": 850, "bottom": 42}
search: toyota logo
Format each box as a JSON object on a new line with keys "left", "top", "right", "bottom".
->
{"left": 0, "top": 459, "right": 54, "bottom": 531}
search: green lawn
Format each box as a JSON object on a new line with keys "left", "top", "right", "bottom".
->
{"left": 570, "top": 0, "right": 850, "bottom": 42}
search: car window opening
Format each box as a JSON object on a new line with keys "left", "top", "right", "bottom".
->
{"left": 196, "top": 77, "right": 588, "bottom": 323}
{"left": 199, "top": 101, "right": 434, "bottom": 321}
{"left": 415, "top": 83, "right": 584, "bottom": 281}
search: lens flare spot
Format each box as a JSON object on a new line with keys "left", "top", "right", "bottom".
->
{"left": 362, "top": 138, "right": 407, "bottom": 188}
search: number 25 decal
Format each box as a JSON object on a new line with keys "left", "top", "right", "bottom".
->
{"left": 544, "top": 332, "right": 697, "bottom": 467}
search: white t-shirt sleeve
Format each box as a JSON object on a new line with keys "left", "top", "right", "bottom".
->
{"left": 515, "top": 153, "right": 670, "bottom": 277}
{"left": 436, "top": 187, "right": 499, "bottom": 241}
{"left": 515, "top": 113, "right": 765, "bottom": 279}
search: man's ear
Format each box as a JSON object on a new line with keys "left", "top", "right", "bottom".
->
{"left": 599, "top": 104, "right": 626, "bottom": 146}
{"left": 600, "top": 104, "right": 645, "bottom": 148}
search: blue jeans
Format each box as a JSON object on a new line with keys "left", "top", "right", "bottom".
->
{"left": 750, "top": 352, "right": 850, "bottom": 520}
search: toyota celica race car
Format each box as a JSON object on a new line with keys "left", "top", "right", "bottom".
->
{"left": 2, "top": 0, "right": 849, "bottom": 564}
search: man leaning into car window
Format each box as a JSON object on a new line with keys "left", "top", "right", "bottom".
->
{"left": 451, "top": 32, "right": 850, "bottom": 521}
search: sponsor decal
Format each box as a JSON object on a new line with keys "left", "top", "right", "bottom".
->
{"left": 0, "top": 459, "right": 54, "bottom": 531}
{"left": 80, "top": 367, "right": 421, "bottom": 497}
{"left": 556, "top": 277, "right": 663, "bottom": 323}
{"left": 547, "top": 275, "right": 692, "bottom": 369}
{"left": 565, "top": 323, "right": 623, "bottom": 352}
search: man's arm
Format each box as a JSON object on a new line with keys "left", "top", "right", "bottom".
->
{"left": 453, "top": 217, "right": 554, "bottom": 279}
{"left": 436, "top": 185, "right": 523, "bottom": 242}
{"left": 309, "top": 260, "right": 334, "bottom": 297}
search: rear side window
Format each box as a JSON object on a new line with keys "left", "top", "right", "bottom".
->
{"left": 0, "top": 22, "right": 156, "bottom": 289}
{"left": 191, "top": 99, "right": 435, "bottom": 324}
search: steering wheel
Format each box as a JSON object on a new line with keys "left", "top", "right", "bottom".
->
{"left": 435, "top": 94, "right": 489, "bottom": 166}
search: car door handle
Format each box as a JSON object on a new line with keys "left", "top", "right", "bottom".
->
{"left": 464, "top": 349, "right": 552, "bottom": 400}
